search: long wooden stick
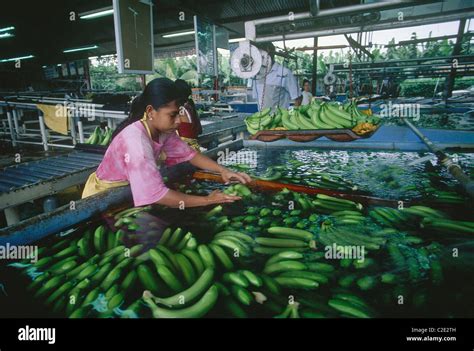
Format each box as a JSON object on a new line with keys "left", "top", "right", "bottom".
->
{"left": 192, "top": 170, "right": 405, "bottom": 207}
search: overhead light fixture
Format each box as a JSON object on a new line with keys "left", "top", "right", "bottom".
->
{"left": 0, "top": 55, "right": 34, "bottom": 63}
{"left": 229, "top": 37, "right": 245, "bottom": 43}
{"left": 63, "top": 45, "right": 98, "bottom": 53}
{"left": 0, "top": 33, "right": 14, "bottom": 39}
{"left": 162, "top": 30, "right": 195, "bottom": 38}
{"left": 42, "top": 65, "right": 47, "bottom": 68}
{"left": 79, "top": 7, "right": 114, "bottom": 19}
{"left": 0, "top": 26, "right": 15, "bottom": 33}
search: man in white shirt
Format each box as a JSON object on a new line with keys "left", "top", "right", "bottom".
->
{"left": 248, "top": 42, "right": 300, "bottom": 111}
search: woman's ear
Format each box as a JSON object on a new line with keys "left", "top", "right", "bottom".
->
{"left": 145, "top": 105, "right": 158, "bottom": 120}
{"left": 145, "top": 105, "right": 154, "bottom": 114}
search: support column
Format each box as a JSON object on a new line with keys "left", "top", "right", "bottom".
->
{"left": 6, "top": 107, "right": 17, "bottom": 147}
{"left": 443, "top": 19, "right": 467, "bottom": 103}
{"left": 312, "top": 37, "right": 318, "bottom": 96}
{"left": 38, "top": 111, "right": 49, "bottom": 151}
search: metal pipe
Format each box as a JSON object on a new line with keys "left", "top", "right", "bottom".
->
{"left": 402, "top": 117, "right": 474, "bottom": 199}
{"left": 0, "top": 139, "right": 74, "bottom": 148}
{"left": 252, "top": 10, "right": 474, "bottom": 42}
{"left": 251, "top": 1, "right": 412, "bottom": 26}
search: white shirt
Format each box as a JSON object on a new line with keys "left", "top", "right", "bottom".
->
{"left": 249, "top": 62, "right": 300, "bottom": 111}
{"left": 301, "top": 91, "right": 313, "bottom": 105}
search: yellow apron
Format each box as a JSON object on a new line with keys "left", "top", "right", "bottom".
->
{"left": 81, "top": 113, "right": 166, "bottom": 199}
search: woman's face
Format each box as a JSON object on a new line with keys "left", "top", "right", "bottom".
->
{"left": 146, "top": 100, "right": 181, "bottom": 134}
{"left": 303, "top": 82, "right": 310, "bottom": 92}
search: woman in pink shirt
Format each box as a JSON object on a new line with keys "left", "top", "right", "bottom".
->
{"left": 82, "top": 78, "right": 251, "bottom": 207}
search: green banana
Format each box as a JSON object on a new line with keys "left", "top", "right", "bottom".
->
{"left": 149, "top": 248, "right": 176, "bottom": 272}
{"left": 282, "top": 109, "right": 299, "bottom": 130}
{"left": 274, "top": 276, "right": 318, "bottom": 290}
{"left": 175, "top": 232, "right": 193, "bottom": 252}
{"left": 261, "top": 274, "right": 281, "bottom": 295}
{"left": 265, "top": 251, "right": 304, "bottom": 267}
{"left": 136, "top": 264, "right": 162, "bottom": 295}
{"left": 120, "top": 269, "right": 138, "bottom": 293}
{"left": 256, "top": 237, "right": 310, "bottom": 248}
{"left": 230, "top": 285, "right": 253, "bottom": 306}
{"left": 45, "top": 281, "right": 74, "bottom": 306}
{"left": 214, "top": 231, "right": 254, "bottom": 244}
{"left": 166, "top": 228, "right": 184, "bottom": 249}
{"left": 263, "top": 260, "right": 307, "bottom": 275}
{"left": 267, "top": 227, "right": 313, "bottom": 241}
{"left": 223, "top": 272, "right": 249, "bottom": 288}
{"left": 100, "top": 266, "right": 123, "bottom": 291}
{"left": 75, "top": 263, "right": 99, "bottom": 281}
{"left": 143, "top": 285, "right": 219, "bottom": 318}
{"left": 108, "top": 292, "right": 125, "bottom": 310}
{"left": 77, "top": 231, "right": 93, "bottom": 257}
{"left": 279, "top": 270, "right": 329, "bottom": 284}
{"left": 197, "top": 245, "right": 216, "bottom": 268}
{"left": 239, "top": 270, "right": 263, "bottom": 287}
{"left": 175, "top": 253, "right": 197, "bottom": 286}
{"left": 253, "top": 246, "right": 307, "bottom": 255}
{"left": 155, "top": 245, "right": 180, "bottom": 272}
{"left": 85, "top": 127, "right": 100, "bottom": 144}
{"left": 212, "top": 237, "right": 249, "bottom": 257}
{"left": 151, "top": 268, "right": 215, "bottom": 308}
{"left": 158, "top": 228, "right": 173, "bottom": 246}
{"left": 328, "top": 298, "right": 372, "bottom": 318}
{"left": 93, "top": 225, "right": 107, "bottom": 253}
{"left": 181, "top": 249, "right": 205, "bottom": 275}
{"left": 156, "top": 264, "right": 184, "bottom": 293}
{"left": 35, "top": 275, "right": 67, "bottom": 299}
{"left": 209, "top": 243, "right": 234, "bottom": 270}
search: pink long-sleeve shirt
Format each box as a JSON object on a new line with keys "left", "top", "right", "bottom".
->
{"left": 96, "top": 120, "right": 197, "bottom": 206}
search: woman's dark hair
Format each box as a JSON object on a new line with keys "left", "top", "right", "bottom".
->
{"left": 111, "top": 78, "right": 181, "bottom": 140}
{"left": 175, "top": 79, "right": 192, "bottom": 100}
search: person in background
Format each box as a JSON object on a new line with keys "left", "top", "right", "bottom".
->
{"left": 249, "top": 42, "right": 300, "bottom": 111}
{"left": 300, "top": 79, "right": 313, "bottom": 105}
{"left": 175, "top": 79, "right": 203, "bottom": 152}
{"left": 82, "top": 78, "right": 251, "bottom": 208}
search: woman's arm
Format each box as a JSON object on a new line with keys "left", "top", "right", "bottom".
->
{"left": 156, "top": 189, "right": 240, "bottom": 208}
{"left": 188, "top": 152, "right": 252, "bottom": 184}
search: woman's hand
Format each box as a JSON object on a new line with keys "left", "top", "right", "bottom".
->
{"left": 221, "top": 169, "right": 252, "bottom": 185}
{"left": 207, "top": 190, "right": 241, "bottom": 204}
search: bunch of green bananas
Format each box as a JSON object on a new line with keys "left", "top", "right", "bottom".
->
{"left": 244, "top": 107, "right": 275, "bottom": 134}
{"left": 85, "top": 126, "right": 113, "bottom": 146}
{"left": 244, "top": 100, "right": 381, "bottom": 134}
{"left": 344, "top": 99, "right": 381, "bottom": 125}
